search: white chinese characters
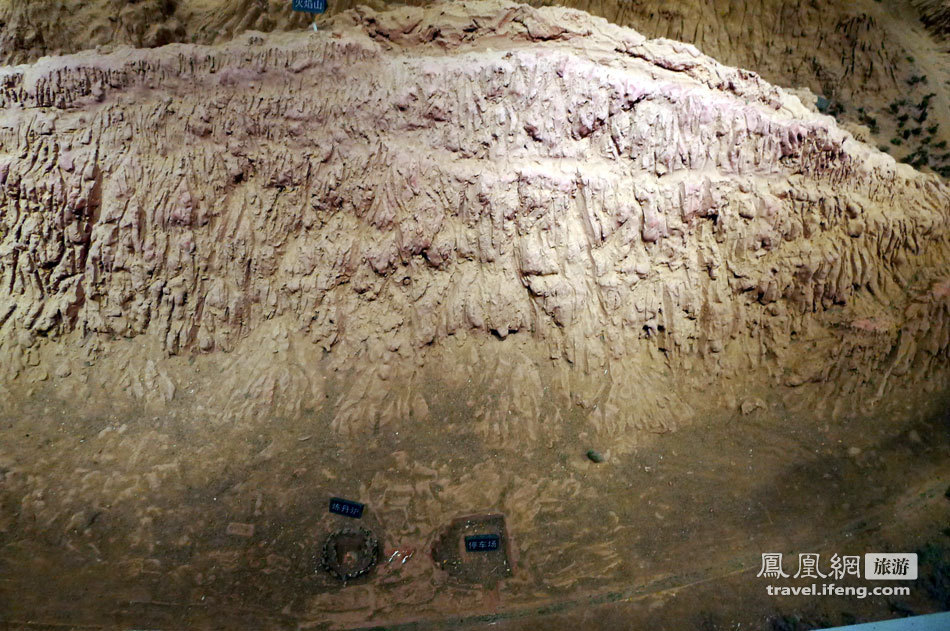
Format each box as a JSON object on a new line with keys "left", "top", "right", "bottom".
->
{"left": 793, "top": 553, "right": 826, "bottom": 579}
{"left": 828, "top": 554, "right": 861, "bottom": 580}
{"left": 757, "top": 553, "right": 789, "bottom": 579}
{"left": 759, "top": 552, "right": 918, "bottom": 581}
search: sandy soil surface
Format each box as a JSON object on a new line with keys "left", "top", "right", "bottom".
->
{"left": 2, "top": 0, "right": 949, "bottom": 173}
{"left": 2, "top": 0, "right": 950, "bottom": 443}
{"left": 0, "top": 1, "right": 948, "bottom": 629}
{"left": 914, "top": 0, "right": 950, "bottom": 39}
{"left": 0, "top": 371, "right": 947, "bottom": 629}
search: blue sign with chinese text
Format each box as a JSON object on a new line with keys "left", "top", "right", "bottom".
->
{"left": 329, "top": 497, "right": 364, "bottom": 518}
{"left": 465, "top": 534, "right": 500, "bottom": 552}
{"left": 293, "top": 0, "right": 326, "bottom": 14}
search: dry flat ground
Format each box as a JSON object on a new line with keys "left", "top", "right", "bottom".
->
{"left": 0, "top": 372, "right": 948, "bottom": 630}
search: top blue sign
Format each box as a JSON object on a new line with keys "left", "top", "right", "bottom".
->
{"left": 465, "top": 534, "right": 500, "bottom": 552}
{"left": 329, "top": 497, "right": 364, "bottom": 518}
{"left": 293, "top": 0, "right": 326, "bottom": 13}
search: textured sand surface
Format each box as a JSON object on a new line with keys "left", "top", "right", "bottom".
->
{"left": 1, "top": 0, "right": 950, "bottom": 445}
{"left": 914, "top": 0, "right": 950, "bottom": 38}
{"left": 3, "top": 0, "right": 950, "bottom": 171}
{"left": 2, "top": 3, "right": 950, "bottom": 629}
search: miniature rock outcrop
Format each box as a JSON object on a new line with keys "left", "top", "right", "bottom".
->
{"left": 1, "top": 1, "right": 949, "bottom": 442}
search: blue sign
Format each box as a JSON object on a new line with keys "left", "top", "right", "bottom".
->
{"left": 817, "top": 612, "right": 950, "bottom": 631}
{"left": 465, "top": 534, "right": 500, "bottom": 552}
{"left": 329, "top": 497, "right": 364, "bottom": 518}
{"left": 293, "top": 0, "right": 326, "bottom": 14}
